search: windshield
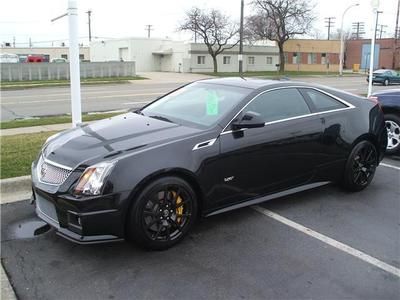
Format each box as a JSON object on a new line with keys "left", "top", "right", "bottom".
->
{"left": 140, "top": 82, "right": 251, "bottom": 128}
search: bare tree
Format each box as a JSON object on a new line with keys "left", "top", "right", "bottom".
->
{"left": 246, "top": 0, "right": 315, "bottom": 72}
{"left": 179, "top": 7, "right": 239, "bottom": 73}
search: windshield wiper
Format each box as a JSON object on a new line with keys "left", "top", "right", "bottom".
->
{"left": 149, "top": 115, "right": 174, "bottom": 123}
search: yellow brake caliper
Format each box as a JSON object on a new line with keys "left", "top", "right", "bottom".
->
{"left": 172, "top": 191, "right": 183, "bottom": 224}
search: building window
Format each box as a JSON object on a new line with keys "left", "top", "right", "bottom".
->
{"left": 284, "top": 53, "right": 288, "bottom": 63}
{"left": 197, "top": 56, "right": 205, "bottom": 64}
{"left": 223, "top": 56, "right": 231, "bottom": 64}
{"left": 61, "top": 54, "right": 68, "bottom": 59}
{"left": 321, "top": 53, "right": 327, "bottom": 64}
{"left": 79, "top": 54, "right": 84, "bottom": 60}
{"left": 266, "top": 56, "right": 273, "bottom": 64}
{"left": 248, "top": 56, "right": 255, "bottom": 64}
{"left": 292, "top": 52, "right": 301, "bottom": 64}
{"left": 307, "top": 53, "right": 316, "bottom": 64}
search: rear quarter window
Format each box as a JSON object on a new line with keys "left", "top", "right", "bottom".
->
{"left": 299, "top": 88, "right": 348, "bottom": 113}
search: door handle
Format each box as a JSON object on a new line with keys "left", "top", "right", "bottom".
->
{"left": 320, "top": 117, "right": 326, "bottom": 124}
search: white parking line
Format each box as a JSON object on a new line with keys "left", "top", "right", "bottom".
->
{"left": 380, "top": 163, "right": 400, "bottom": 171}
{"left": 252, "top": 205, "right": 400, "bottom": 278}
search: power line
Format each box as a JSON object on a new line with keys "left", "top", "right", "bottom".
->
{"left": 325, "top": 17, "right": 336, "bottom": 40}
{"left": 145, "top": 25, "right": 154, "bottom": 38}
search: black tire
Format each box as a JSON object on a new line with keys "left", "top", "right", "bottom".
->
{"left": 342, "top": 141, "right": 378, "bottom": 192}
{"left": 127, "top": 176, "right": 198, "bottom": 250}
{"left": 383, "top": 78, "right": 389, "bottom": 86}
{"left": 384, "top": 114, "right": 400, "bottom": 155}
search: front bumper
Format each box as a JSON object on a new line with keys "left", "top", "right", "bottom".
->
{"left": 32, "top": 185, "right": 129, "bottom": 244}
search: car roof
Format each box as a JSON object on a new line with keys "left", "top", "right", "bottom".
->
{"left": 198, "top": 77, "right": 297, "bottom": 89}
{"left": 374, "top": 69, "right": 393, "bottom": 73}
{"left": 372, "top": 89, "right": 400, "bottom": 96}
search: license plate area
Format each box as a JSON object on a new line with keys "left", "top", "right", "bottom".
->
{"left": 35, "top": 192, "right": 60, "bottom": 228}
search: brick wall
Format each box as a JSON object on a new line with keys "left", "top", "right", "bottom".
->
{"left": 345, "top": 38, "right": 400, "bottom": 70}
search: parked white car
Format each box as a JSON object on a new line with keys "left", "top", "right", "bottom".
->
{"left": 0, "top": 53, "right": 19, "bottom": 63}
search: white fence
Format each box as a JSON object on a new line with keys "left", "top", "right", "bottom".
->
{"left": 0, "top": 62, "right": 136, "bottom": 81}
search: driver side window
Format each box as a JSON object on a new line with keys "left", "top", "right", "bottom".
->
{"left": 246, "top": 88, "right": 311, "bottom": 123}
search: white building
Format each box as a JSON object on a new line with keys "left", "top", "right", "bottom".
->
{"left": 90, "top": 37, "right": 279, "bottom": 73}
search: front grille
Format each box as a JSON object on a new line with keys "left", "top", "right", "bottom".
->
{"left": 38, "top": 155, "right": 72, "bottom": 185}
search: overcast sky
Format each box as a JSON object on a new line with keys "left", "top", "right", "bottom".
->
{"left": 0, "top": 0, "right": 398, "bottom": 47}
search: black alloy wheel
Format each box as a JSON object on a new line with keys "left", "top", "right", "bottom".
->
{"left": 342, "top": 141, "right": 378, "bottom": 191}
{"left": 128, "top": 176, "right": 197, "bottom": 250}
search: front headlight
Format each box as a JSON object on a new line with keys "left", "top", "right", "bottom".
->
{"left": 74, "top": 161, "right": 116, "bottom": 196}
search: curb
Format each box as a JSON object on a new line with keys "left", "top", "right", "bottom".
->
{"left": 0, "top": 175, "right": 31, "bottom": 204}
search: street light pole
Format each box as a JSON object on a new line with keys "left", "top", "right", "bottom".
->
{"left": 367, "top": 7, "right": 380, "bottom": 97}
{"left": 51, "top": 0, "right": 82, "bottom": 127}
{"left": 339, "top": 3, "right": 359, "bottom": 76}
{"left": 68, "top": 0, "right": 82, "bottom": 126}
{"left": 239, "top": 0, "right": 244, "bottom": 75}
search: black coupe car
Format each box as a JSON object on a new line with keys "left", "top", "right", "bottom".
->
{"left": 31, "top": 78, "right": 387, "bottom": 250}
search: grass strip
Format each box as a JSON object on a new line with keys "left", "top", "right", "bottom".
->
{"left": 1, "top": 131, "right": 58, "bottom": 179}
{"left": 0, "top": 112, "right": 122, "bottom": 130}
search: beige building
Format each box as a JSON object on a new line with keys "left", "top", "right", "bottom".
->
{"left": 0, "top": 47, "right": 90, "bottom": 62}
{"left": 283, "top": 39, "right": 341, "bottom": 72}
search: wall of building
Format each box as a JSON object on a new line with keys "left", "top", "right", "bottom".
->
{"left": 90, "top": 38, "right": 188, "bottom": 72}
{"left": 90, "top": 38, "right": 279, "bottom": 73}
{"left": 0, "top": 47, "right": 90, "bottom": 61}
{"left": 345, "top": 38, "right": 400, "bottom": 70}
{"left": 188, "top": 43, "right": 279, "bottom": 73}
{"left": 284, "top": 39, "right": 340, "bottom": 72}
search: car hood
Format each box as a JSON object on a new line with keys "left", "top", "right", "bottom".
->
{"left": 43, "top": 113, "right": 202, "bottom": 168}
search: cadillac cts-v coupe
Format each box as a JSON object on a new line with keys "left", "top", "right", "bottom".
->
{"left": 31, "top": 78, "right": 387, "bottom": 249}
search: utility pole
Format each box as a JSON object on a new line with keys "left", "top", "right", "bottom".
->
{"left": 145, "top": 25, "right": 153, "bottom": 38}
{"left": 239, "top": 0, "right": 244, "bottom": 75}
{"left": 352, "top": 22, "right": 365, "bottom": 39}
{"left": 194, "top": 10, "right": 199, "bottom": 43}
{"left": 377, "top": 24, "right": 387, "bottom": 39}
{"left": 13, "top": 36, "right": 15, "bottom": 47}
{"left": 29, "top": 37, "right": 32, "bottom": 48}
{"left": 374, "top": 11, "right": 383, "bottom": 40}
{"left": 86, "top": 10, "right": 92, "bottom": 42}
{"left": 325, "top": 17, "right": 336, "bottom": 40}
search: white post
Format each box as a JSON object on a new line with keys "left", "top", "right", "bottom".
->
{"left": 339, "top": 3, "right": 359, "bottom": 76}
{"left": 68, "top": 0, "right": 82, "bottom": 127}
{"left": 367, "top": 9, "right": 378, "bottom": 97}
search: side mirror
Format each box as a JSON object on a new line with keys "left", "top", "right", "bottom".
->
{"left": 231, "top": 111, "right": 265, "bottom": 130}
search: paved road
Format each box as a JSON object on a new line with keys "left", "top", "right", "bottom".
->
{"left": 1, "top": 156, "right": 399, "bottom": 299}
{"left": 1, "top": 75, "right": 397, "bottom": 121}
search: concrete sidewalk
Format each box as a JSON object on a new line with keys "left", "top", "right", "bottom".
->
{"left": 0, "top": 123, "right": 73, "bottom": 136}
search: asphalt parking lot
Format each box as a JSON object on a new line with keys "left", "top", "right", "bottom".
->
{"left": 1, "top": 156, "right": 399, "bottom": 299}
{"left": 1, "top": 74, "right": 397, "bottom": 121}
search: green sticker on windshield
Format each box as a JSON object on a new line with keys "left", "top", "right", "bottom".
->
{"left": 206, "top": 91, "right": 219, "bottom": 116}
